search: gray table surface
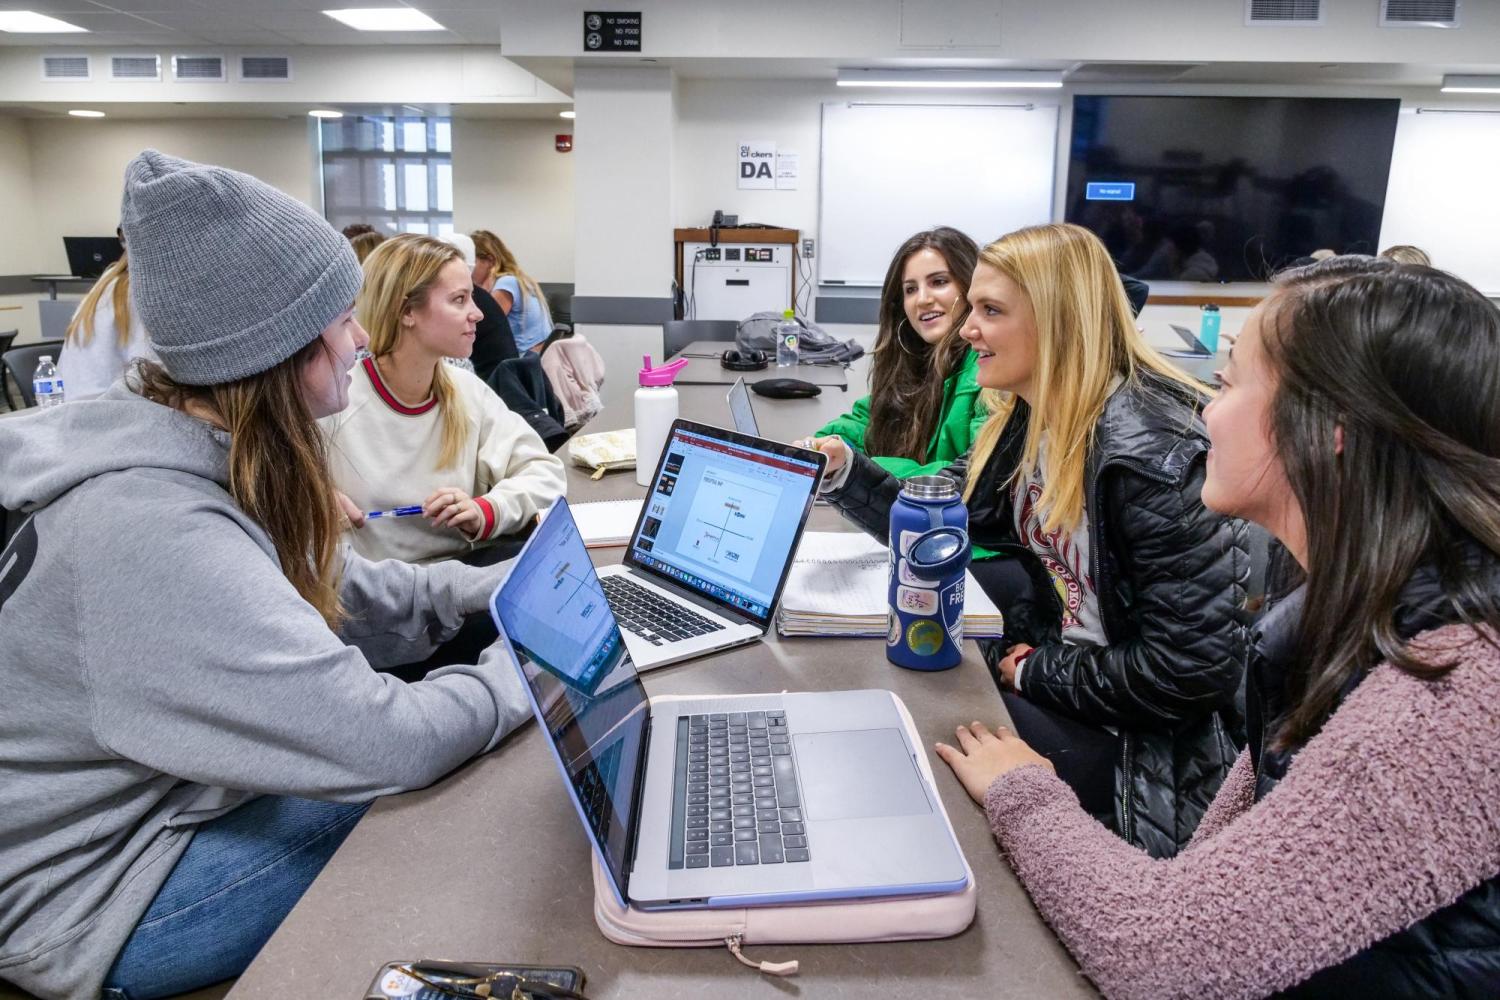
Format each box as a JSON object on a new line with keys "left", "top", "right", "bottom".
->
{"left": 227, "top": 372, "right": 1094, "bottom": 1000}
{"left": 666, "top": 340, "right": 856, "bottom": 389}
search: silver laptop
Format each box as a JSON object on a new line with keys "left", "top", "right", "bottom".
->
{"left": 597, "top": 419, "right": 823, "bottom": 671}
{"left": 490, "top": 497, "right": 970, "bottom": 909}
{"left": 726, "top": 376, "right": 759, "bottom": 436}
{"left": 1162, "top": 323, "right": 1213, "bottom": 358}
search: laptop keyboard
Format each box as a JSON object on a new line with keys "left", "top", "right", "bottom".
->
{"left": 669, "top": 710, "right": 811, "bottom": 869}
{"left": 601, "top": 575, "right": 726, "bottom": 646}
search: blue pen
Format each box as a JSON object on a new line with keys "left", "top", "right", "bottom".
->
{"left": 365, "top": 505, "right": 424, "bottom": 520}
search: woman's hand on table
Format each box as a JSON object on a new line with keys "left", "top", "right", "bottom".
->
{"left": 935, "top": 721, "right": 1053, "bottom": 805}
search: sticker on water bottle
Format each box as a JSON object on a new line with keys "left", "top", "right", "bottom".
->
{"left": 34, "top": 380, "right": 53, "bottom": 394}
{"left": 941, "top": 577, "right": 966, "bottom": 645}
{"left": 896, "top": 585, "right": 938, "bottom": 615}
{"left": 898, "top": 559, "right": 937, "bottom": 587}
{"left": 887, "top": 611, "right": 901, "bottom": 647}
{"left": 898, "top": 530, "right": 921, "bottom": 557}
{"left": 905, "top": 619, "right": 945, "bottom": 656}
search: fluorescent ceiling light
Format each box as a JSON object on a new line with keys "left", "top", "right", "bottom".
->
{"left": 323, "top": 7, "right": 444, "bottom": 31}
{"left": 1441, "top": 74, "right": 1500, "bottom": 94}
{"left": 0, "top": 11, "right": 87, "bottom": 32}
{"left": 68, "top": 109, "right": 106, "bottom": 118}
{"left": 308, "top": 109, "right": 344, "bottom": 118}
{"left": 559, "top": 110, "right": 576, "bottom": 119}
{"left": 836, "top": 69, "right": 1063, "bottom": 90}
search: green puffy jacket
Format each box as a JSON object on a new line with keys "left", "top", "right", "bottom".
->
{"left": 816, "top": 349, "right": 996, "bottom": 558}
{"left": 816, "top": 348, "right": 989, "bottom": 479}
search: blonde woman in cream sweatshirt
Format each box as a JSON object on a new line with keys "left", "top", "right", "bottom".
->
{"left": 324, "top": 233, "right": 566, "bottom": 565}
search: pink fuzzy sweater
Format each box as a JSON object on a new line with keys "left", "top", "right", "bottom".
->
{"left": 984, "top": 624, "right": 1500, "bottom": 1000}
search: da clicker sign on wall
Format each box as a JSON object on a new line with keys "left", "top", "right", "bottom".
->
{"left": 739, "top": 140, "right": 776, "bottom": 190}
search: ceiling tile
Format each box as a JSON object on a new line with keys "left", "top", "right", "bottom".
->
{"left": 276, "top": 27, "right": 464, "bottom": 44}
{"left": 0, "top": 1, "right": 121, "bottom": 13}
{"left": 31, "top": 10, "right": 159, "bottom": 29}
{"left": 86, "top": 0, "right": 206, "bottom": 11}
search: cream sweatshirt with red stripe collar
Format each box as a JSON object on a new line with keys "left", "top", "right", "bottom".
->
{"left": 323, "top": 358, "right": 566, "bottom": 564}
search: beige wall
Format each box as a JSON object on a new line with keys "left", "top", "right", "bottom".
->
{"left": 452, "top": 118, "right": 575, "bottom": 283}
{"left": 0, "top": 118, "right": 38, "bottom": 278}
{"left": 21, "top": 117, "right": 315, "bottom": 276}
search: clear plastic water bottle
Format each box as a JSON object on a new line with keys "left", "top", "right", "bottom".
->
{"left": 775, "top": 309, "right": 800, "bottom": 367}
{"left": 32, "top": 355, "right": 65, "bottom": 409}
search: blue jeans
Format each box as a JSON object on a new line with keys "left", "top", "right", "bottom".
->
{"left": 101, "top": 794, "right": 371, "bottom": 1000}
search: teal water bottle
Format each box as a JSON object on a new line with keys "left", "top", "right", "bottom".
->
{"left": 1199, "top": 304, "right": 1221, "bottom": 355}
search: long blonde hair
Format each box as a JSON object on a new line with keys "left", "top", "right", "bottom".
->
{"left": 963, "top": 223, "right": 1206, "bottom": 533}
{"left": 134, "top": 344, "right": 346, "bottom": 628}
{"left": 471, "top": 228, "right": 551, "bottom": 327}
{"left": 65, "top": 254, "right": 132, "bottom": 349}
{"left": 357, "top": 234, "right": 469, "bottom": 468}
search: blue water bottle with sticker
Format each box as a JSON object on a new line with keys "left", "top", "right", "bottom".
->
{"left": 887, "top": 475, "right": 970, "bottom": 671}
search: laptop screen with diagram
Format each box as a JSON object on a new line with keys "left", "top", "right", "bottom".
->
{"left": 627, "top": 423, "right": 821, "bottom": 626}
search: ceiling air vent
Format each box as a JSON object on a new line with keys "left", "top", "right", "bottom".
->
{"left": 111, "top": 55, "right": 161, "bottom": 81}
{"left": 171, "top": 55, "right": 225, "bottom": 82}
{"left": 40, "top": 54, "right": 91, "bottom": 81}
{"left": 1245, "top": 0, "right": 1323, "bottom": 25}
{"left": 239, "top": 55, "right": 291, "bottom": 81}
{"left": 1381, "top": 0, "right": 1459, "bottom": 27}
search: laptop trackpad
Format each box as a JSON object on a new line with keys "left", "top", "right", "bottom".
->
{"left": 794, "top": 729, "right": 932, "bottom": 821}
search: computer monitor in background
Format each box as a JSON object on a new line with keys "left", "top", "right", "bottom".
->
{"left": 63, "top": 236, "right": 125, "bottom": 280}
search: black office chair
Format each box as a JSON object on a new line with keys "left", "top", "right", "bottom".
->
{"left": 2, "top": 340, "right": 66, "bottom": 409}
{"left": 0, "top": 331, "right": 17, "bottom": 411}
{"left": 663, "top": 319, "right": 739, "bottom": 357}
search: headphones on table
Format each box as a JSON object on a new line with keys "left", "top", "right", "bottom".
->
{"left": 720, "top": 348, "right": 769, "bottom": 372}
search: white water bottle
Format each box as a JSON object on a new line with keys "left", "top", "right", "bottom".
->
{"left": 634, "top": 355, "right": 689, "bottom": 487}
{"left": 33, "top": 355, "right": 65, "bottom": 409}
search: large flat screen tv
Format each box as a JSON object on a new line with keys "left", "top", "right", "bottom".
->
{"left": 1065, "top": 95, "right": 1401, "bottom": 282}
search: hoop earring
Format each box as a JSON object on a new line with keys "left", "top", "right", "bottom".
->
{"left": 894, "top": 317, "right": 919, "bottom": 356}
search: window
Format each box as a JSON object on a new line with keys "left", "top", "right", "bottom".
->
{"left": 320, "top": 115, "right": 454, "bottom": 236}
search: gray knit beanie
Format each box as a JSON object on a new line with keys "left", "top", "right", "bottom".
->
{"left": 120, "top": 149, "right": 363, "bottom": 386}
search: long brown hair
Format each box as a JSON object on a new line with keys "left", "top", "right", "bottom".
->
{"left": 357, "top": 234, "right": 469, "bottom": 468}
{"left": 1263, "top": 256, "right": 1500, "bottom": 748}
{"left": 471, "top": 228, "right": 551, "bottom": 327}
{"left": 963, "top": 223, "right": 1205, "bottom": 532}
{"left": 865, "top": 228, "right": 979, "bottom": 460}
{"left": 132, "top": 342, "right": 346, "bottom": 628}
{"left": 65, "top": 253, "right": 132, "bottom": 350}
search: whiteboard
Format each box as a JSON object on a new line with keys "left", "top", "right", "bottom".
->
{"left": 818, "top": 102, "right": 1058, "bottom": 286}
{"left": 1379, "top": 109, "right": 1500, "bottom": 295}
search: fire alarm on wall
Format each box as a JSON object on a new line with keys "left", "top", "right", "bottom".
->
{"left": 555, "top": 134, "right": 573, "bottom": 153}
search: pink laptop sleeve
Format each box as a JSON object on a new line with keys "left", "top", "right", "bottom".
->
{"left": 590, "top": 692, "right": 976, "bottom": 960}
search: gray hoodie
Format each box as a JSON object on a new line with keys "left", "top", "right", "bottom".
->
{"left": 0, "top": 385, "right": 531, "bottom": 999}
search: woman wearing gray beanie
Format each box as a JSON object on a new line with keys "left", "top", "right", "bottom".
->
{"left": 0, "top": 151, "right": 532, "bottom": 1000}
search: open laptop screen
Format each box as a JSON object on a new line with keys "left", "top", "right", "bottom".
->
{"left": 493, "top": 498, "right": 650, "bottom": 900}
{"left": 726, "top": 377, "right": 760, "bottom": 436}
{"left": 628, "top": 421, "right": 823, "bottom": 625}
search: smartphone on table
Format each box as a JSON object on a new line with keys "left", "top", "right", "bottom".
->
{"left": 365, "top": 959, "right": 586, "bottom": 999}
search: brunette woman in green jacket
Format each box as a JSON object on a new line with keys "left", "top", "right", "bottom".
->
{"left": 812, "top": 227, "right": 985, "bottom": 479}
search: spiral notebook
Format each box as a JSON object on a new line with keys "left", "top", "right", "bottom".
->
{"left": 776, "top": 532, "right": 1005, "bottom": 638}
{"left": 562, "top": 498, "right": 645, "bottom": 548}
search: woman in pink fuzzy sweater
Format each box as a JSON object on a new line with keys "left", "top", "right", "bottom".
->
{"left": 937, "top": 256, "right": 1500, "bottom": 999}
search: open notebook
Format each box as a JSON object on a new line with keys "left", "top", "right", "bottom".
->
{"left": 556, "top": 498, "right": 645, "bottom": 548}
{"left": 777, "top": 532, "right": 1005, "bottom": 638}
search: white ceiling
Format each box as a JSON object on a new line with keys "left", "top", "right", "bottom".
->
{"left": 0, "top": 99, "right": 576, "bottom": 118}
{"left": 0, "top": 0, "right": 501, "bottom": 47}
